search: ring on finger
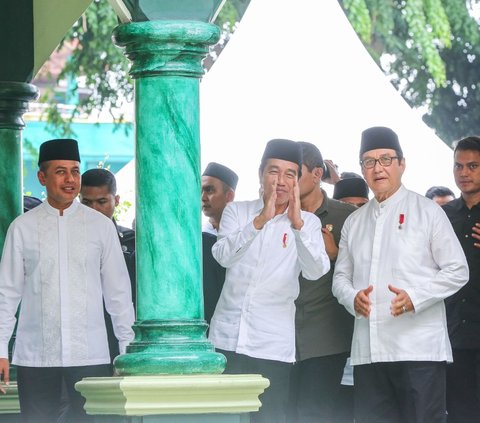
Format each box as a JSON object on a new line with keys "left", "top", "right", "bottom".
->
{"left": 402, "top": 305, "right": 407, "bottom": 313}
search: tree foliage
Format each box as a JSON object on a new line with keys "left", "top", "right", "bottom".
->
{"left": 339, "top": 0, "right": 480, "bottom": 145}
{"left": 38, "top": 0, "right": 246, "bottom": 138}
{"left": 40, "top": 0, "right": 480, "bottom": 146}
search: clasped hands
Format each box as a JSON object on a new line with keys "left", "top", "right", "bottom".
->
{"left": 253, "top": 177, "right": 303, "bottom": 230}
{"left": 354, "top": 284, "right": 414, "bottom": 318}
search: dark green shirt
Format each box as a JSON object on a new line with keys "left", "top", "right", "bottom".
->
{"left": 295, "top": 192, "right": 357, "bottom": 360}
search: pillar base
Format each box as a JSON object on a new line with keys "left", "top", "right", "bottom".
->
{"left": 114, "top": 320, "right": 226, "bottom": 375}
{"left": 76, "top": 374, "right": 269, "bottom": 418}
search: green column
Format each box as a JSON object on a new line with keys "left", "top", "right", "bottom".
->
{"left": 0, "top": 81, "right": 37, "bottom": 410}
{"left": 0, "top": 82, "right": 38, "bottom": 250}
{"left": 112, "top": 21, "right": 225, "bottom": 375}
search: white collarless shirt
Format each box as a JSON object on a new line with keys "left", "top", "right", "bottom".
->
{"left": 209, "top": 199, "right": 330, "bottom": 363}
{"left": 0, "top": 201, "right": 135, "bottom": 367}
{"left": 333, "top": 186, "right": 468, "bottom": 365}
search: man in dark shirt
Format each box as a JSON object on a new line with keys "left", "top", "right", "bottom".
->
{"left": 80, "top": 168, "right": 136, "bottom": 360}
{"left": 288, "top": 142, "right": 356, "bottom": 423}
{"left": 201, "top": 162, "right": 238, "bottom": 323}
{"left": 443, "top": 136, "right": 480, "bottom": 422}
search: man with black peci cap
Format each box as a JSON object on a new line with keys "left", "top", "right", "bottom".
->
{"left": 333, "top": 177, "right": 370, "bottom": 208}
{"left": 0, "top": 139, "right": 135, "bottom": 423}
{"left": 209, "top": 139, "right": 330, "bottom": 423}
{"left": 332, "top": 127, "right": 468, "bottom": 423}
{"left": 201, "top": 162, "right": 238, "bottom": 323}
{"left": 201, "top": 162, "right": 238, "bottom": 235}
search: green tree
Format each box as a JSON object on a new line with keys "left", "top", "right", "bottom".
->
{"left": 37, "top": 0, "right": 248, "bottom": 138}
{"left": 338, "top": 0, "right": 480, "bottom": 145}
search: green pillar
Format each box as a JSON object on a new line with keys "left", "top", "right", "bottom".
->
{"left": 0, "top": 81, "right": 38, "bottom": 250}
{"left": 112, "top": 21, "right": 225, "bottom": 375}
{"left": 0, "top": 81, "right": 37, "bottom": 417}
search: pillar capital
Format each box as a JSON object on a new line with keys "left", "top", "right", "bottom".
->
{"left": 0, "top": 81, "right": 38, "bottom": 129}
{"left": 112, "top": 20, "right": 220, "bottom": 78}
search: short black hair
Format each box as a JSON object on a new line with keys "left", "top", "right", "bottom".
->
{"left": 425, "top": 186, "right": 455, "bottom": 199}
{"left": 454, "top": 136, "right": 480, "bottom": 154}
{"left": 298, "top": 141, "right": 324, "bottom": 172}
{"left": 81, "top": 168, "right": 117, "bottom": 195}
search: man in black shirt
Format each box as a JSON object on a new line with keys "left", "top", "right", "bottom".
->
{"left": 80, "top": 168, "right": 136, "bottom": 360}
{"left": 289, "top": 142, "right": 356, "bottom": 423}
{"left": 443, "top": 136, "right": 480, "bottom": 422}
{"left": 201, "top": 163, "right": 238, "bottom": 323}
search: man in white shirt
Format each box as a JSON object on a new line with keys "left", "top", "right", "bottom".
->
{"left": 0, "top": 139, "right": 135, "bottom": 423}
{"left": 209, "top": 139, "right": 330, "bottom": 423}
{"left": 332, "top": 127, "right": 469, "bottom": 423}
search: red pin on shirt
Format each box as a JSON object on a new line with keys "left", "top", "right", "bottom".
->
{"left": 398, "top": 213, "right": 405, "bottom": 230}
{"left": 282, "top": 233, "right": 287, "bottom": 248}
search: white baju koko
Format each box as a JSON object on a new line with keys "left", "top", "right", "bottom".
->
{"left": 209, "top": 199, "right": 330, "bottom": 363}
{"left": 333, "top": 185, "right": 469, "bottom": 365}
{"left": 0, "top": 200, "right": 135, "bottom": 367}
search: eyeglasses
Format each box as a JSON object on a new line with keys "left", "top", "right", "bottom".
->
{"left": 360, "top": 156, "right": 399, "bottom": 169}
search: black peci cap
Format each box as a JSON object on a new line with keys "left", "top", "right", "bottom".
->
{"left": 38, "top": 139, "right": 81, "bottom": 165}
{"left": 333, "top": 178, "right": 369, "bottom": 200}
{"left": 261, "top": 139, "right": 303, "bottom": 178}
{"left": 202, "top": 162, "right": 239, "bottom": 190}
{"left": 359, "top": 126, "right": 402, "bottom": 158}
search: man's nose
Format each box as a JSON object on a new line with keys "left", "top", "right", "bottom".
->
{"left": 201, "top": 191, "right": 208, "bottom": 201}
{"left": 373, "top": 160, "right": 383, "bottom": 171}
{"left": 66, "top": 170, "right": 78, "bottom": 182}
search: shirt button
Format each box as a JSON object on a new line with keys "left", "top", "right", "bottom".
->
{"left": 465, "top": 234, "right": 469, "bottom": 238}
{"left": 462, "top": 320, "right": 466, "bottom": 324}
{"left": 462, "top": 298, "right": 466, "bottom": 303}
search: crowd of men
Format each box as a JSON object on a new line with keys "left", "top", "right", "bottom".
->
{"left": 0, "top": 128, "right": 479, "bottom": 423}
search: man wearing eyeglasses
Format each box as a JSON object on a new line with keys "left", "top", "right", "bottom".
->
{"left": 332, "top": 126, "right": 468, "bottom": 423}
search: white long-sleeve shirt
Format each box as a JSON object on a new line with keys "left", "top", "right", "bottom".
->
{"left": 0, "top": 200, "right": 135, "bottom": 367}
{"left": 209, "top": 199, "right": 330, "bottom": 362}
{"left": 333, "top": 185, "right": 468, "bottom": 365}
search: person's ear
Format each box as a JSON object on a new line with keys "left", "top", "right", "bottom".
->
{"left": 37, "top": 170, "right": 46, "bottom": 186}
{"left": 115, "top": 195, "right": 120, "bottom": 207}
{"left": 226, "top": 189, "right": 235, "bottom": 202}
{"left": 313, "top": 166, "right": 323, "bottom": 182}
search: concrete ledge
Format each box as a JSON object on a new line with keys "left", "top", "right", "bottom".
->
{"left": 76, "top": 374, "right": 269, "bottom": 416}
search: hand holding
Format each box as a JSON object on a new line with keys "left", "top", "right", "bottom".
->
{"left": 354, "top": 285, "right": 373, "bottom": 318}
{"left": 389, "top": 284, "right": 414, "bottom": 316}
{"left": 323, "top": 160, "right": 341, "bottom": 185}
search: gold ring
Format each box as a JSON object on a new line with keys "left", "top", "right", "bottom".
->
{"left": 402, "top": 305, "right": 407, "bottom": 313}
